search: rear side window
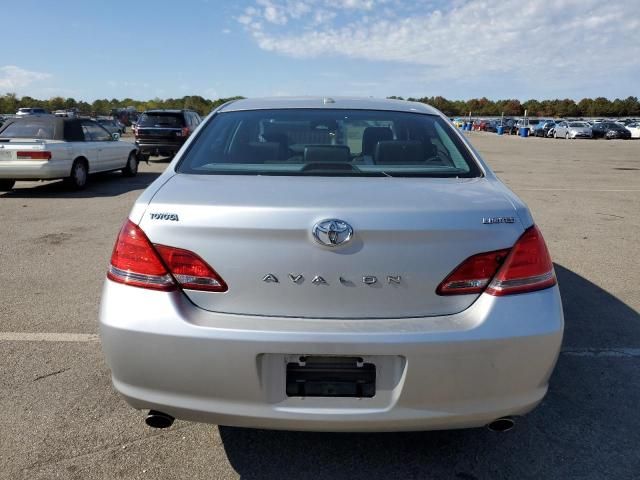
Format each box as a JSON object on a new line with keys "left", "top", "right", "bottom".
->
{"left": 82, "top": 121, "right": 112, "bottom": 141}
{"left": 0, "top": 121, "right": 55, "bottom": 139}
{"left": 138, "top": 113, "right": 185, "bottom": 128}
{"left": 177, "top": 109, "right": 480, "bottom": 177}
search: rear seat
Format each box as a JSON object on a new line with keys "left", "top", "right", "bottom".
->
{"left": 354, "top": 126, "right": 394, "bottom": 165}
{"left": 374, "top": 140, "right": 425, "bottom": 164}
{"left": 263, "top": 125, "right": 332, "bottom": 146}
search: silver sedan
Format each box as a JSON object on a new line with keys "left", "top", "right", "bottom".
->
{"left": 99, "top": 97, "right": 564, "bottom": 432}
{"left": 554, "top": 121, "right": 593, "bottom": 139}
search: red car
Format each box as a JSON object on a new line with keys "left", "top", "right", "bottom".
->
{"left": 472, "top": 119, "right": 489, "bottom": 131}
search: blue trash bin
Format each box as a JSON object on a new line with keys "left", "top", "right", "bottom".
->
{"left": 519, "top": 127, "right": 529, "bottom": 137}
{"left": 497, "top": 126, "right": 504, "bottom": 135}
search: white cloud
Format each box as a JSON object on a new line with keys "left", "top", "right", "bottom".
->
{"left": 0, "top": 66, "right": 51, "bottom": 91}
{"left": 255, "top": 0, "right": 291, "bottom": 25}
{"left": 237, "top": 0, "right": 640, "bottom": 88}
{"left": 324, "top": 0, "right": 376, "bottom": 10}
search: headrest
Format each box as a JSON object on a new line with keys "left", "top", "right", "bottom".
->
{"left": 361, "top": 127, "right": 393, "bottom": 156}
{"left": 231, "top": 142, "right": 280, "bottom": 163}
{"left": 303, "top": 145, "right": 350, "bottom": 163}
{"left": 374, "top": 141, "right": 425, "bottom": 164}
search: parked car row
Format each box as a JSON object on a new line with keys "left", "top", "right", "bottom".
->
{"left": 0, "top": 107, "right": 205, "bottom": 191}
{"left": 457, "top": 116, "right": 639, "bottom": 139}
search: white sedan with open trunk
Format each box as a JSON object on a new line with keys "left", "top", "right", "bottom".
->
{"left": 100, "top": 97, "right": 563, "bottom": 432}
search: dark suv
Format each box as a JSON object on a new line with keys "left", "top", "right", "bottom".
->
{"left": 134, "top": 109, "right": 201, "bottom": 159}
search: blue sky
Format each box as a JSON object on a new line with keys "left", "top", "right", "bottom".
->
{"left": 2, "top": 0, "right": 639, "bottom": 101}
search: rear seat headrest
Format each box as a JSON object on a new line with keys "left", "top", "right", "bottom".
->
{"left": 304, "top": 145, "right": 351, "bottom": 163}
{"left": 374, "top": 141, "right": 425, "bottom": 164}
{"left": 362, "top": 127, "right": 393, "bottom": 156}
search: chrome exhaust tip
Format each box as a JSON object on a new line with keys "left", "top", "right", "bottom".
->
{"left": 487, "top": 417, "right": 515, "bottom": 432}
{"left": 145, "top": 410, "right": 174, "bottom": 429}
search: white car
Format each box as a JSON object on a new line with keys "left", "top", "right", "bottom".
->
{"left": 0, "top": 116, "right": 139, "bottom": 191}
{"left": 16, "top": 107, "right": 48, "bottom": 116}
{"left": 625, "top": 122, "right": 640, "bottom": 138}
{"left": 515, "top": 118, "right": 545, "bottom": 135}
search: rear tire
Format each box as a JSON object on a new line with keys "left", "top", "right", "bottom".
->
{"left": 64, "top": 159, "right": 88, "bottom": 190}
{"left": 121, "top": 152, "right": 139, "bottom": 177}
{"left": 0, "top": 179, "right": 15, "bottom": 191}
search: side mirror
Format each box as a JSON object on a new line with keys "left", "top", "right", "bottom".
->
{"left": 112, "top": 132, "right": 120, "bottom": 141}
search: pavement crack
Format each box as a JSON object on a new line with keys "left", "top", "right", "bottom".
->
{"left": 595, "top": 212, "right": 624, "bottom": 219}
{"left": 33, "top": 368, "right": 69, "bottom": 382}
{"left": 21, "top": 424, "right": 195, "bottom": 473}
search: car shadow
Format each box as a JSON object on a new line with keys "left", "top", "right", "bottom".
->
{"left": 149, "top": 155, "right": 175, "bottom": 164}
{"left": 0, "top": 171, "right": 161, "bottom": 199}
{"left": 218, "top": 264, "right": 640, "bottom": 479}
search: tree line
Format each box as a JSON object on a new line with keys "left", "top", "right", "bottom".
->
{"left": 1, "top": 92, "right": 639, "bottom": 118}
{"left": 387, "top": 96, "right": 640, "bottom": 117}
{"left": 0, "top": 93, "right": 245, "bottom": 117}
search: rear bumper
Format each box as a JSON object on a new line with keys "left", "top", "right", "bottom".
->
{"left": 135, "top": 141, "right": 184, "bottom": 155}
{"left": 100, "top": 280, "right": 564, "bottom": 432}
{"left": 0, "top": 160, "right": 70, "bottom": 180}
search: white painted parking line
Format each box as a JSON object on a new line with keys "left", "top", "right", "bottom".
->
{"left": 562, "top": 348, "right": 640, "bottom": 358}
{"left": 0, "top": 332, "right": 99, "bottom": 342}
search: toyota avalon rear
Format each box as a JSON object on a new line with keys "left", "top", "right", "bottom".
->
{"left": 99, "top": 97, "right": 563, "bottom": 432}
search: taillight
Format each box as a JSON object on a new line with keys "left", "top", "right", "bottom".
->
{"left": 178, "top": 126, "right": 190, "bottom": 137}
{"left": 486, "top": 225, "right": 556, "bottom": 296}
{"left": 107, "top": 220, "right": 175, "bottom": 291}
{"left": 155, "top": 245, "right": 227, "bottom": 292}
{"left": 436, "top": 249, "right": 509, "bottom": 295}
{"left": 107, "top": 219, "right": 227, "bottom": 292}
{"left": 436, "top": 225, "right": 556, "bottom": 296}
{"left": 17, "top": 151, "right": 51, "bottom": 160}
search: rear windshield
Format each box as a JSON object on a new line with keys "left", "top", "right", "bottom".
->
{"left": 569, "top": 122, "right": 587, "bottom": 127}
{"left": 177, "top": 109, "right": 481, "bottom": 177}
{"left": 0, "top": 121, "right": 54, "bottom": 139}
{"left": 137, "top": 112, "right": 184, "bottom": 128}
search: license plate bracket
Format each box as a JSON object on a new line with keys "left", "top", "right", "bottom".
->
{"left": 286, "top": 356, "right": 376, "bottom": 398}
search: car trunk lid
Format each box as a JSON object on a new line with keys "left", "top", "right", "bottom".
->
{"left": 139, "top": 174, "right": 524, "bottom": 319}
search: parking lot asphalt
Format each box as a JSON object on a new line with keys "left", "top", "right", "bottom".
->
{"left": 1, "top": 134, "right": 639, "bottom": 479}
